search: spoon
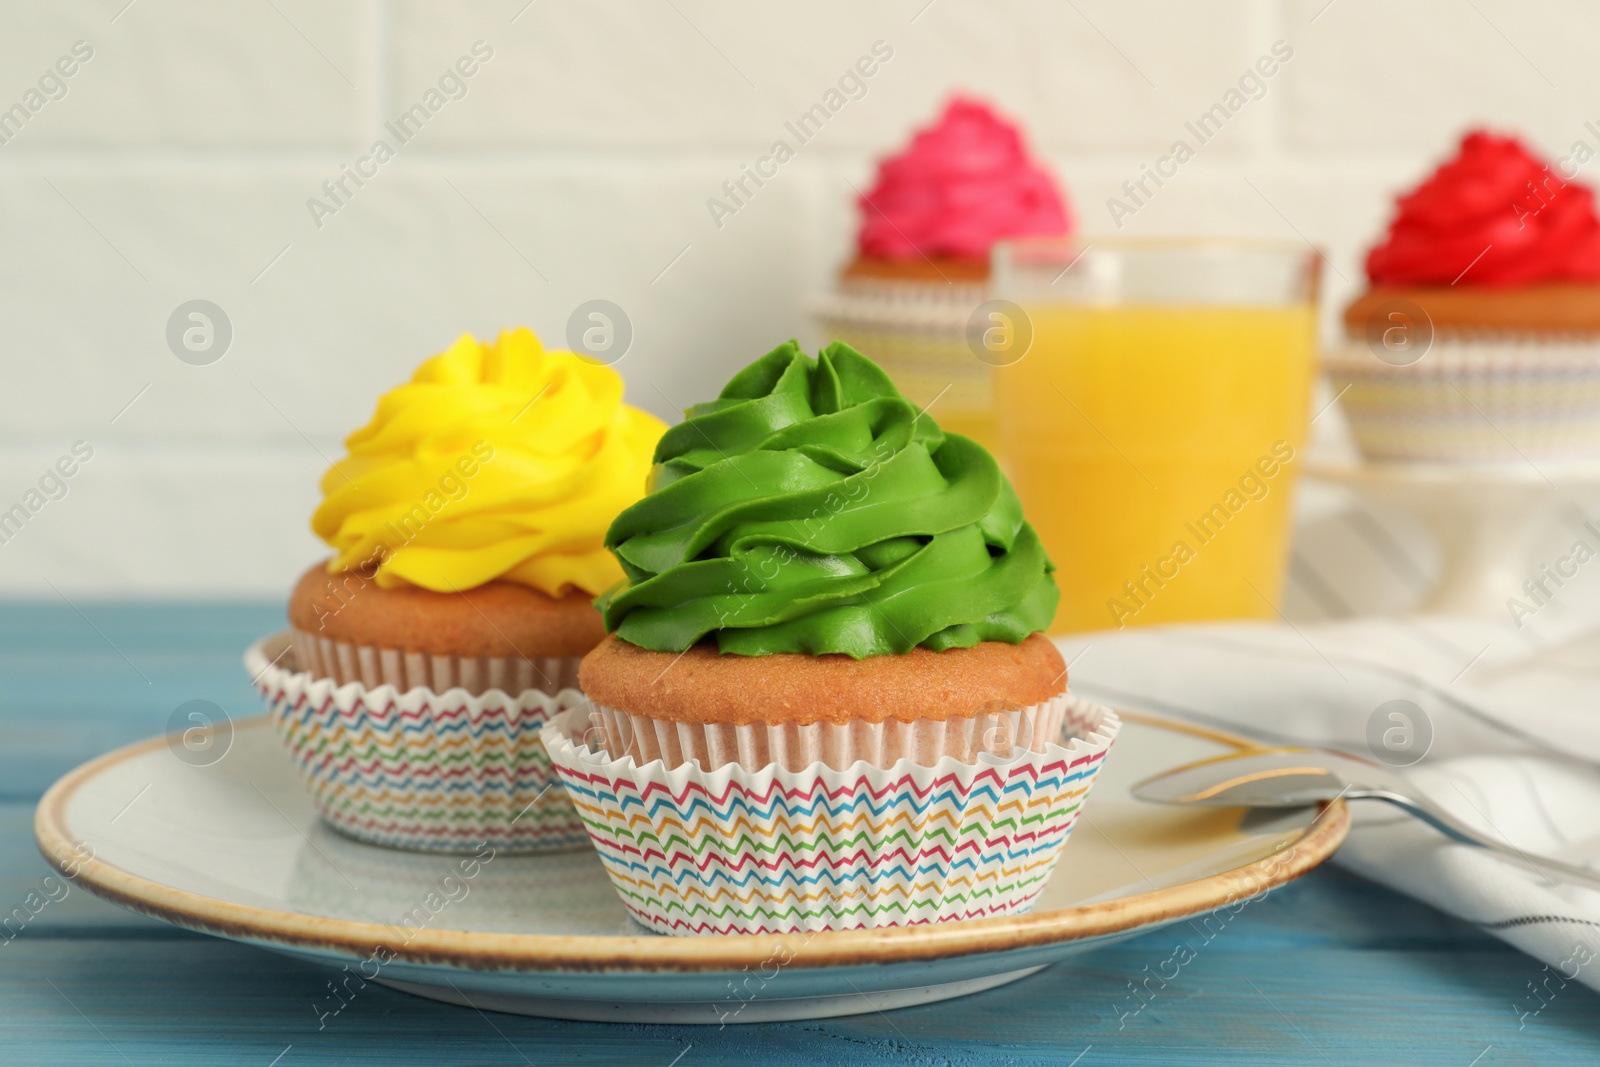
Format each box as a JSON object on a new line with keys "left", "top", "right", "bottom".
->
{"left": 1131, "top": 745, "right": 1600, "bottom": 890}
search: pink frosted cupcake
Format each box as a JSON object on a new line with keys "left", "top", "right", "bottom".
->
{"left": 811, "top": 96, "right": 1071, "bottom": 452}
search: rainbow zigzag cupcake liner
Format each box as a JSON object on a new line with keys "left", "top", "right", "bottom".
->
{"left": 246, "top": 633, "right": 591, "bottom": 854}
{"left": 542, "top": 697, "right": 1119, "bottom": 936}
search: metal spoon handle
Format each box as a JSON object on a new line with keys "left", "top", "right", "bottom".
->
{"left": 1361, "top": 789, "right": 1600, "bottom": 891}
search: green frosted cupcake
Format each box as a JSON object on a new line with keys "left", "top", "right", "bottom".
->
{"left": 546, "top": 340, "right": 1121, "bottom": 936}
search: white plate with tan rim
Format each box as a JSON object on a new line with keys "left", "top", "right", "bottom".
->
{"left": 34, "top": 710, "right": 1347, "bottom": 1024}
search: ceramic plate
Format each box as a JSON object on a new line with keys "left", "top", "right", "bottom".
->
{"left": 35, "top": 711, "right": 1346, "bottom": 1023}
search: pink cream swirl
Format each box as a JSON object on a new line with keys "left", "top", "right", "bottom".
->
{"left": 1366, "top": 129, "right": 1600, "bottom": 287}
{"left": 856, "top": 96, "right": 1071, "bottom": 262}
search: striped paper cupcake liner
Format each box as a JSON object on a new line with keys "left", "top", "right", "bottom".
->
{"left": 592, "top": 693, "right": 1070, "bottom": 772}
{"left": 1325, "top": 337, "right": 1600, "bottom": 462}
{"left": 542, "top": 696, "right": 1119, "bottom": 936}
{"left": 246, "top": 632, "right": 591, "bottom": 855}
{"left": 289, "top": 627, "right": 580, "bottom": 697}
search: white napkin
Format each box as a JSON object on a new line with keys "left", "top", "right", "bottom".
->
{"left": 1057, "top": 614, "right": 1600, "bottom": 995}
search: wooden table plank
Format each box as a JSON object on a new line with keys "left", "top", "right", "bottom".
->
{"left": 0, "top": 602, "right": 281, "bottom": 800}
{"left": 4, "top": 870, "right": 1598, "bottom": 1067}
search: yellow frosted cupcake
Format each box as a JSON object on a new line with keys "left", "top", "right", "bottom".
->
{"left": 245, "top": 327, "right": 665, "bottom": 852}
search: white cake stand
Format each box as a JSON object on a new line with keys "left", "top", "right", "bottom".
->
{"left": 1305, "top": 459, "right": 1600, "bottom": 615}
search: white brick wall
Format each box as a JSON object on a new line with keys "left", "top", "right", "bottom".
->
{"left": 0, "top": 0, "right": 1588, "bottom": 597}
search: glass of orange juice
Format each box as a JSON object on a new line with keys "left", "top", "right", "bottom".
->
{"left": 991, "top": 238, "right": 1319, "bottom": 634}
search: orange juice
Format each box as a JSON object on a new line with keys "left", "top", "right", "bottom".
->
{"left": 932, "top": 408, "right": 998, "bottom": 454}
{"left": 997, "top": 304, "right": 1316, "bottom": 633}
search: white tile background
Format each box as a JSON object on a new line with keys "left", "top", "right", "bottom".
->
{"left": 1, "top": 0, "right": 1597, "bottom": 614}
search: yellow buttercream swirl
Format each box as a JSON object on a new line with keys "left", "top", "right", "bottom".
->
{"left": 312, "top": 327, "right": 666, "bottom": 596}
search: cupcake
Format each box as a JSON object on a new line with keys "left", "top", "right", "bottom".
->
{"left": 810, "top": 96, "right": 1072, "bottom": 452}
{"left": 1328, "top": 130, "right": 1600, "bottom": 462}
{"left": 542, "top": 340, "right": 1119, "bottom": 934}
{"left": 246, "top": 327, "right": 665, "bottom": 853}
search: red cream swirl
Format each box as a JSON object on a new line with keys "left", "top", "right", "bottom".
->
{"left": 856, "top": 96, "right": 1071, "bottom": 262}
{"left": 1366, "top": 130, "right": 1600, "bottom": 287}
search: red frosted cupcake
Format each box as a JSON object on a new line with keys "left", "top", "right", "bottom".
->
{"left": 1329, "top": 130, "right": 1600, "bottom": 462}
{"left": 811, "top": 96, "right": 1071, "bottom": 452}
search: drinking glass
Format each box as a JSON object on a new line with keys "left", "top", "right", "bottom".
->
{"left": 991, "top": 238, "right": 1319, "bottom": 633}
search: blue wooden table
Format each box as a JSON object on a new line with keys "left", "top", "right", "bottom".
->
{"left": 5, "top": 603, "right": 1599, "bottom": 1065}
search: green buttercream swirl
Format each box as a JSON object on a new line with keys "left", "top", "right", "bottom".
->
{"left": 599, "top": 340, "right": 1058, "bottom": 657}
